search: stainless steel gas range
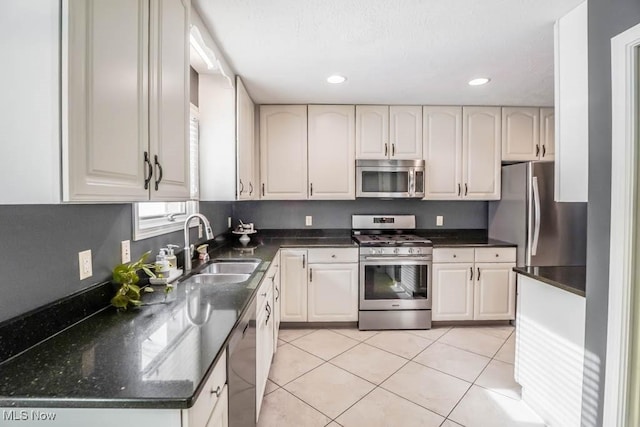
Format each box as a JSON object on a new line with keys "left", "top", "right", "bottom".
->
{"left": 352, "top": 215, "right": 433, "bottom": 330}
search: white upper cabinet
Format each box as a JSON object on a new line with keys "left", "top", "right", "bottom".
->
{"left": 462, "top": 107, "right": 501, "bottom": 200}
{"left": 63, "top": 0, "right": 150, "bottom": 202}
{"left": 423, "top": 106, "right": 463, "bottom": 200}
{"left": 389, "top": 106, "right": 423, "bottom": 159}
{"left": 501, "top": 107, "right": 540, "bottom": 162}
{"left": 308, "top": 105, "right": 356, "bottom": 199}
{"left": 424, "top": 106, "right": 500, "bottom": 200}
{"left": 236, "top": 77, "right": 257, "bottom": 200}
{"left": 355, "top": 106, "right": 389, "bottom": 159}
{"left": 554, "top": 1, "right": 588, "bottom": 202}
{"left": 259, "top": 105, "right": 308, "bottom": 199}
{"left": 540, "top": 107, "right": 555, "bottom": 161}
{"left": 356, "top": 105, "right": 422, "bottom": 159}
{"left": 148, "top": 0, "right": 191, "bottom": 200}
{"left": 63, "top": 0, "right": 190, "bottom": 202}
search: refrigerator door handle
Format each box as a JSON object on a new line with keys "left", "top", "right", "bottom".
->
{"left": 532, "top": 176, "right": 541, "bottom": 256}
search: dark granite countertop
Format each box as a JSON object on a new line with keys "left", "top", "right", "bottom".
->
{"left": 0, "top": 243, "right": 281, "bottom": 409}
{"left": 514, "top": 266, "right": 586, "bottom": 297}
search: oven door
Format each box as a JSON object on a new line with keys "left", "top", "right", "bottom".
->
{"left": 356, "top": 167, "right": 424, "bottom": 198}
{"left": 359, "top": 257, "right": 432, "bottom": 310}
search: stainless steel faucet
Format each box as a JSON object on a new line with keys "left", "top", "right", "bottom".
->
{"left": 183, "top": 213, "right": 214, "bottom": 272}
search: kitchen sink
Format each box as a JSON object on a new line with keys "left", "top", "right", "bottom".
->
{"left": 185, "top": 273, "right": 251, "bottom": 285}
{"left": 200, "top": 260, "right": 260, "bottom": 275}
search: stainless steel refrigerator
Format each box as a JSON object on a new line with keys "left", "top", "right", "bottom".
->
{"left": 488, "top": 162, "right": 587, "bottom": 267}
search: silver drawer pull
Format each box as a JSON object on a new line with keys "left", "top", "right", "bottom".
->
{"left": 211, "top": 385, "right": 221, "bottom": 397}
{"left": 331, "top": 254, "right": 336, "bottom": 258}
{"left": 495, "top": 253, "right": 499, "bottom": 257}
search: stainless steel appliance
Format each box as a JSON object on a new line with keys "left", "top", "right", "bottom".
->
{"left": 352, "top": 215, "right": 433, "bottom": 330}
{"left": 356, "top": 159, "right": 425, "bottom": 198}
{"left": 488, "top": 162, "right": 587, "bottom": 267}
{"left": 228, "top": 298, "right": 256, "bottom": 427}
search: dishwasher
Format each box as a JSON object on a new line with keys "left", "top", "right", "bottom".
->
{"left": 227, "top": 297, "right": 257, "bottom": 427}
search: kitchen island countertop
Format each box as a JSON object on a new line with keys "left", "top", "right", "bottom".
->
{"left": 514, "top": 265, "right": 586, "bottom": 297}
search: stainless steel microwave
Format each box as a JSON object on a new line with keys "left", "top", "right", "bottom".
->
{"left": 356, "top": 159, "right": 425, "bottom": 198}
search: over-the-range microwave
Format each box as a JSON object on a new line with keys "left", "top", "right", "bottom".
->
{"left": 356, "top": 159, "right": 425, "bottom": 199}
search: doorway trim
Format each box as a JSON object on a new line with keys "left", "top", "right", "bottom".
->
{"left": 604, "top": 21, "right": 640, "bottom": 427}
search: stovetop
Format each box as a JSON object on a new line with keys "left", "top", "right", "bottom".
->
{"left": 353, "top": 233, "right": 433, "bottom": 247}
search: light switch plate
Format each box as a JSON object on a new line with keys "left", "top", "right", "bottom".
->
{"left": 79, "top": 250, "right": 92, "bottom": 280}
{"left": 121, "top": 240, "right": 131, "bottom": 264}
{"left": 305, "top": 216, "right": 312, "bottom": 226}
{"left": 228, "top": 217, "right": 232, "bottom": 228}
{"left": 436, "top": 215, "right": 444, "bottom": 226}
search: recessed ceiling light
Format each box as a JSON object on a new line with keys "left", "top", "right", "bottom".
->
{"left": 468, "top": 77, "right": 491, "bottom": 86}
{"left": 327, "top": 75, "right": 347, "bottom": 84}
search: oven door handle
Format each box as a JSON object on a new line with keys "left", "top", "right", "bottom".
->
{"left": 361, "top": 256, "right": 431, "bottom": 263}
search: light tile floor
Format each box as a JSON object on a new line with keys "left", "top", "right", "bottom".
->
{"left": 259, "top": 325, "right": 547, "bottom": 427}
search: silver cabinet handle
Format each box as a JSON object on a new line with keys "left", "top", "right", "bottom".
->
{"left": 536, "top": 144, "right": 540, "bottom": 157}
{"left": 477, "top": 268, "right": 481, "bottom": 281}
{"left": 239, "top": 179, "right": 244, "bottom": 195}
{"left": 392, "top": 143, "right": 396, "bottom": 157}
{"left": 458, "top": 183, "right": 461, "bottom": 197}
{"left": 542, "top": 145, "right": 546, "bottom": 158}
{"left": 302, "top": 254, "right": 306, "bottom": 268}
{"left": 465, "top": 183, "right": 468, "bottom": 196}
{"left": 262, "top": 183, "right": 265, "bottom": 196}
{"left": 310, "top": 182, "right": 313, "bottom": 196}
{"left": 309, "top": 268, "right": 313, "bottom": 282}
{"left": 211, "top": 385, "right": 221, "bottom": 397}
{"left": 384, "top": 143, "right": 388, "bottom": 156}
{"left": 470, "top": 267, "right": 473, "bottom": 281}
{"left": 249, "top": 182, "right": 253, "bottom": 195}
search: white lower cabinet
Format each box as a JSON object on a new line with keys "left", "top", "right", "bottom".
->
{"left": 182, "top": 350, "right": 228, "bottom": 427}
{"left": 205, "top": 385, "right": 228, "bottom": 427}
{"left": 270, "top": 252, "right": 282, "bottom": 352}
{"left": 255, "top": 279, "right": 274, "bottom": 422}
{"left": 280, "top": 248, "right": 358, "bottom": 322}
{"left": 432, "top": 247, "right": 516, "bottom": 321}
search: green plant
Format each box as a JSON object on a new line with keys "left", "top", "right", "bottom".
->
{"left": 110, "top": 251, "right": 157, "bottom": 310}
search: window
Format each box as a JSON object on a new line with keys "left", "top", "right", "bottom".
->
{"left": 133, "top": 104, "right": 200, "bottom": 241}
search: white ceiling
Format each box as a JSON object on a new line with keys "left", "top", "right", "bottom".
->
{"left": 193, "top": 0, "right": 584, "bottom": 106}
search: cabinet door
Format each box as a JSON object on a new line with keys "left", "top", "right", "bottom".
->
{"left": 206, "top": 385, "right": 228, "bottom": 427}
{"left": 501, "top": 107, "right": 540, "bottom": 161}
{"left": 462, "top": 107, "right": 501, "bottom": 200}
{"left": 355, "top": 105, "right": 389, "bottom": 159}
{"left": 432, "top": 263, "right": 474, "bottom": 321}
{"left": 273, "top": 256, "right": 281, "bottom": 351}
{"left": 280, "top": 250, "right": 308, "bottom": 321}
{"left": 255, "top": 300, "right": 272, "bottom": 421}
{"left": 554, "top": 2, "right": 588, "bottom": 202}
{"left": 308, "top": 105, "right": 355, "bottom": 199}
{"left": 307, "top": 263, "right": 358, "bottom": 322}
{"left": 474, "top": 263, "right": 516, "bottom": 320}
{"left": 389, "top": 106, "right": 423, "bottom": 159}
{"left": 540, "top": 107, "right": 555, "bottom": 161}
{"left": 423, "top": 106, "right": 463, "bottom": 200}
{"left": 236, "top": 77, "right": 256, "bottom": 200}
{"left": 260, "top": 105, "right": 308, "bottom": 199}
{"left": 149, "top": 0, "right": 190, "bottom": 200}
{"left": 64, "top": 0, "right": 149, "bottom": 202}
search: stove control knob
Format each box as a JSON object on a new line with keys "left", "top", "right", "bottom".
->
{"left": 408, "top": 248, "right": 414, "bottom": 254}
{"left": 415, "top": 248, "right": 422, "bottom": 254}
{"left": 393, "top": 248, "right": 399, "bottom": 254}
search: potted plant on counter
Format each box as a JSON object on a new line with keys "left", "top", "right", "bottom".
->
{"left": 110, "top": 251, "right": 169, "bottom": 310}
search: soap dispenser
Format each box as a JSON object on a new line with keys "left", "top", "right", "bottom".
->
{"left": 155, "top": 248, "right": 170, "bottom": 277}
{"left": 166, "top": 245, "right": 179, "bottom": 271}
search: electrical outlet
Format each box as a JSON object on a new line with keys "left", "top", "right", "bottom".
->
{"left": 198, "top": 223, "right": 203, "bottom": 238}
{"left": 228, "top": 217, "right": 232, "bottom": 228}
{"left": 436, "top": 215, "right": 444, "bottom": 227}
{"left": 121, "top": 240, "right": 131, "bottom": 263}
{"left": 305, "top": 216, "right": 312, "bottom": 226}
{"left": 78, "top": 250, "right": 92, "bottom": 280}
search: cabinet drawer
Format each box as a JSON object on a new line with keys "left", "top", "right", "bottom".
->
{"left": 475, "top": 247, "right": 516, "bottom": 263}
{"left": 433, "top": 248, "right": 475, "bottom": 263}
{"left": 186, "top": 349, "right": 227, "bottom": 427}
{"left": 308, "top": 247, "right": 358, "bottom": 263}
